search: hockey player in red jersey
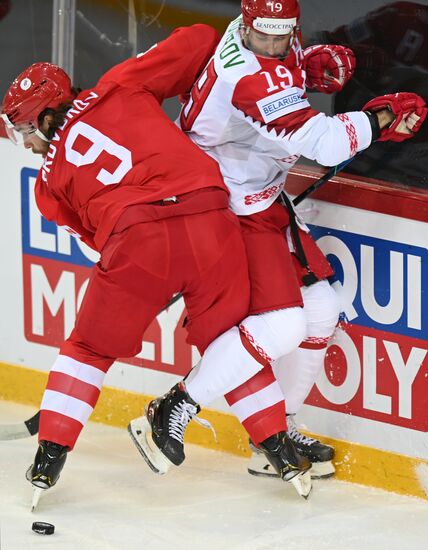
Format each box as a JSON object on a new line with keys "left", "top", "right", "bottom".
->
{"left": 1, "top": 24, "right": 290, "bottom": 508}
{"left": 131, "top": 0, "right": 426, "bottom": 486}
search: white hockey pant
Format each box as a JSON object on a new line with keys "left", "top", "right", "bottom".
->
{"left": 185, "top": 306, "right": 307, "bottom": 407}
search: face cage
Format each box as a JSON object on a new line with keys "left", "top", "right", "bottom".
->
{"left": 1, "top": 113, "right": 50, "bottom": 146}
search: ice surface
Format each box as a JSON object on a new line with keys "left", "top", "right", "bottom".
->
{"left": 0, "top": 401, "right": 427, "bottom": 550}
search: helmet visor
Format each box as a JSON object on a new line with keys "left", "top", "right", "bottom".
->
{"left": 1, "top": 113, "right": 43, "bottom": 145}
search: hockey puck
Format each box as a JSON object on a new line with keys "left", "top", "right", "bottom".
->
{"left": 32, "top": 521, "right": 55, "bottom": 535}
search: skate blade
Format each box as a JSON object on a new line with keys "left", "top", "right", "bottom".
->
{"left": 128, "top": 416, "right": 173, "bottom": 475}
{"left": 247, "top": 452, "right": 280, "bottom": 479}
{"left": 248, "top": 452, "right": 334, "bottom": 480}
{"left": 31, "top": 487, "right": 44, "bottom": 512}
{"left": 290, "top": 470, "right": 312, "bottom": 499}
{"left": 310, "top": 460, "right": 335, "bottom": 479}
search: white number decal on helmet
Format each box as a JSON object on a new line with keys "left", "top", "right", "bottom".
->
{"left": 267, "top": 1, "right": 284, "bottom": 12}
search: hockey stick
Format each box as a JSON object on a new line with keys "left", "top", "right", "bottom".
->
{"left": 293, "top": 156, "right": 355, "bottom": 206}
{"left": 0, "top": 159, "right": 354, "bottom": 442}
{"left": 292, "top": 155, "right": 356, "bottom": 207}
{"left": 0, "top": 410, "right": 40, "bottom": 441}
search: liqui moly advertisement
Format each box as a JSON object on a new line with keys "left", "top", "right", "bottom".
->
{"left": 15, "top": 158, "right": 428, "bottom": 455}
{"left": 310, "top": 221, "right": 427, "bottom": 434}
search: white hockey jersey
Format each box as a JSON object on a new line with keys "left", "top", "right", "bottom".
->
{"left": 180, "top": 16, "right": 373, "bottom": 215}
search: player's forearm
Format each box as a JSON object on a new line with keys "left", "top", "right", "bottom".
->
{"left": 260, "top": 110, "right": 372, "bottom": 167}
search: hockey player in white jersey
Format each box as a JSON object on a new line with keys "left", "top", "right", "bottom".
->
{"left": 130, "top": 0, "right": 426, "bottom": 493}
{"left": 173, "top": 0, "right": 426, "bottom": 480}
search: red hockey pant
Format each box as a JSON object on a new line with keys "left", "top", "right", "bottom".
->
{"left": 39, "top": 196, "right": 250, "bottom": 449}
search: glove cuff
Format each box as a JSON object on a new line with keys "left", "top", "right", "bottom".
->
{"left": 364, "top": 111, "right": 381, "bottom": 142}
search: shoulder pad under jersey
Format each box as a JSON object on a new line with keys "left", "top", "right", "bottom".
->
{"left": 233, "top": 58, "right": 308, "bottom": 126}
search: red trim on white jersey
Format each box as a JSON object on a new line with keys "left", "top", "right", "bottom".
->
{"left": 337, "top": 113, "right": 358, "bottom": 156}
{"left": 244, "top": 183, "right": 283, "bottom": 205}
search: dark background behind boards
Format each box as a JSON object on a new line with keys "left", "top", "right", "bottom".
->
{"left": 1, "top": 0, "right": 427, "bottom": 189}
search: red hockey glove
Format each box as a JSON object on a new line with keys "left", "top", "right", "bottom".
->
{"left": 303, "top": 45, "right": 356, "bottom": 94}
{"left": 363, "top": 92, "right": 427, "bottom": 142}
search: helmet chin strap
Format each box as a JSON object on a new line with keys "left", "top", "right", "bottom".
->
{"left": 35, "top": 128, "right": 51, "bottom": 143}
{"left": 287, "top": 27, "right": 299, "bottom": 53}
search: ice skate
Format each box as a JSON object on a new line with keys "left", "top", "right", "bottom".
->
{"left": 247, "top": 439, "right": 280, "bottom": 478}
{"left": 248, "top": 414, "right": 335, "bottom": 480}
{"left": 26, "top": 440, "right": 68, "bottom": 511}
{"left": 128, "top": 414, "right": 173, "bottom": 475}
{"left": 286, "top": 414, "right": 335, "bottom": 478}
{"left": 128, "top": 382, "right": 206, "bottom": 475}
{"left": 258, "top": 432, "right": 312, "bottom": 499}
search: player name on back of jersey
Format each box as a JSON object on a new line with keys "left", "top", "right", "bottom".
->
{"left": 219, "top": 17, "right": 247, "bottom": 69}
{"left": 257, "top": 87, "right": 309, "bottom": 123}
{"left": 41, "top": 91, "right": 99, "bottom": 185}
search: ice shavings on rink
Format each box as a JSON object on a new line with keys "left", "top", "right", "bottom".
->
{"left": 0, "top": 401, "right": 427, "bottom": 550}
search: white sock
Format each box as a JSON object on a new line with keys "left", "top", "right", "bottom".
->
{"left": 273, "top": 347, "right": 327, "bottom": 413}
{"left": 273, "top": 281, "right": 341, "bottom": 413}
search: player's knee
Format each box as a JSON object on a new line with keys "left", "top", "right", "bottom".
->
{"left": 303, "top": 280, "right": 341, "bottom": 336}
{"left": 240, "top": 307, "right": 307, "bottom": 361}
{"left": 61, "top": 333, "right": 117, "bottom": 370}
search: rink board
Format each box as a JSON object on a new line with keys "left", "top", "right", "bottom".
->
{"left": 0, "top": 139, "right": 427, "bottom": 500}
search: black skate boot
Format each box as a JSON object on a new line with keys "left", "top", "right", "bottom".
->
{"left": 147, "top": 382, "right": 201, "bottom": 466}
{"left": 259, "top": 432, "right": 311, "bottom": 482}
{"left": 26, "top": 440, "right": 69, "bottom": 511}
{"left": 248, "top": 415, "right": 336, "bottom": 480}
{"left": 259, "top": 432, "right": 312, "bottom": 498}
{"left": 26, "top": 440, "right": 68, "bottom": 489}
{"left": 128, "top": 382, "right": 203, "bottom": 474}
{"left": 286, "top": 414, "right": 335, "bottom": 479}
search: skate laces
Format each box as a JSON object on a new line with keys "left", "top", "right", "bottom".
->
{"left": 287, "top": 415, "right": 317, "bottom": 446}
{"left": 169, "top": 401, "right": 216, "bottom": 443}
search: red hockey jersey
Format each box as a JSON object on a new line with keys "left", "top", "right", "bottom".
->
{"left": 35, "top": 24, "right": 221, "bottom": 251}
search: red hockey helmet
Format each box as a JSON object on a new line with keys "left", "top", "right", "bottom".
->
{"left": 1, "top": 62, "right": 75, "bottom": 145}
{"left": 2, "top": 62, "right": 74, "bottom": 128}
{"left": 241, "top": 0, "right": 300, "bottom": 35}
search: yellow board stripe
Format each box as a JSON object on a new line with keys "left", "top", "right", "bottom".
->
{"left": 1, "top": 361, "right": 427, "bottom": 500}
